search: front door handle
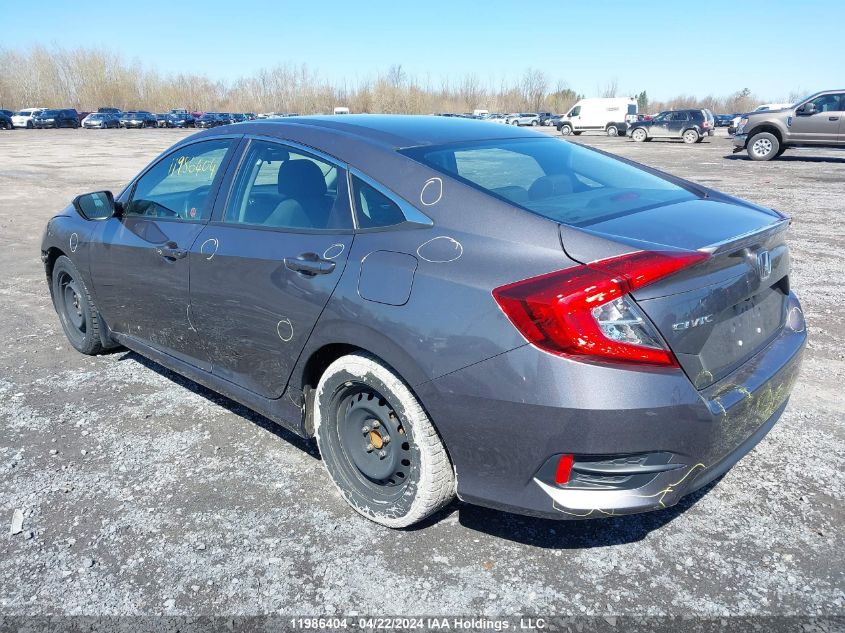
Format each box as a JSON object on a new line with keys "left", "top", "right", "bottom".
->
{"left": 829, "top": 116, "right": 839, "bottom": 121}
{"left": 284, "top": 253, "right": 336, "bottom": 276}
{"left": 156, "top": 242, "right": 188, "bottom": 260}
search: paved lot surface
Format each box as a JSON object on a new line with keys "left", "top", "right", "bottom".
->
{"left": 0, "top": 127, "right": 842, "bottom": 617}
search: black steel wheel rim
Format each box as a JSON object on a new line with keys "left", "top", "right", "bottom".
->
{"left": 329, "top": 383, "right": 413, "bottom": 501}
{"left": 58, "top": 271, "right": 86, "bottom": 337}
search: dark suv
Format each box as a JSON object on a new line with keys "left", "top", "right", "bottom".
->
{"left": 33, "top": 109, "right": 80, "bottom": 129}
{"left": 629, "top": 109, "right": 714, "bottom": 143}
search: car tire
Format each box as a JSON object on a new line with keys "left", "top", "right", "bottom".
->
{"left": 560, "top": 124, "right": 573, "bottom": 136}
{"left": 531, "top": 120, "right": 538, "bottom": 126}
{"left": 26, "top": 121, "right": 33, "bottom": 129}
{"left": 682, "top": 129, "right": 699, "bottom": 144}
{"left": 606, "top": 125, "right": 619, "bottom": 137}
{"left": 510, "top": 120, "right": 519, "bottom": 126}
{"left": 51, "top": 255, "right": 105, "bottom": 356}
{"left": 747, "top": 132, "right": 780, "bottom": 161}
{"left": 314, "top": 352, "right": 456, "bottom": 528}
{"left": 631, "top": 127, "right": 648, "bottom": 142}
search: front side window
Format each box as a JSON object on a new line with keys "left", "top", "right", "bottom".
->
{"left": 569, "top": 106, "right": 581, "bottom": 117}
{"left": 224, "top": 140, "right": 351, "bottom": 230}
{"left": 808, "top": 93, "right": 844, "bottom": 113}
{"left": 125, "top": 139, "right": 232, "bottom": 221}
{"left": 401, "top": 138, "right": 696, "bottom": 227}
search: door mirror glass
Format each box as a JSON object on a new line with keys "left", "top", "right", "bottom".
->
{"left": 72, "top": 191, "right": 115, "bottom": 220}
{"left": 797, "top": 103, "right": 816, "bottom": 116}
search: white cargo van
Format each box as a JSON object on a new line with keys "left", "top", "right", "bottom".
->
{"left": 557, "top": 97, "right": 638, "bottom": 136}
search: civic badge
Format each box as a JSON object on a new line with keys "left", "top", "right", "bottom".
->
{"left": 756, "top": 250, "right": 772, "bottom": 280}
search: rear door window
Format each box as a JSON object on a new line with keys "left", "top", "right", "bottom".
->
{"left": 223, "top": 139, "right": 352, "bottom": 230}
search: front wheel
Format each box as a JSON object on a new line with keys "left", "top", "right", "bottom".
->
{"left": 747, "top": 132, "right": 780, "bottom": 161}
{"left": 560, "top": 124, "right": 573, "bottom": 136}
{"left": 631, "top": 127, "right": 648, "bottom": 142}
{"left": 531, "top": 120, "right": 538, "bottom": 126}
{"left": 51, "top": 255, "right": 105, "bottom": 355}
{"left": 314, "top": 353, "right": 456, "bottom": 528}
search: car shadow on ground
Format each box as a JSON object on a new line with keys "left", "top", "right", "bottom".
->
{"left": 117, "top": 350, "right": 320, "bottom": 459}
{"left": 118, "top": 349, "right": 719, "bottom": 547}
{"left": 723, "top": 153, "right": 845, "bottom": 163}
{"left": 446, "top": 480, "right": 720, "bottom": 548}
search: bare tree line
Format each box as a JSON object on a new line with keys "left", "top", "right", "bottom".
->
{"left": 0, "top": 45, "right": 798, "bottom": 115}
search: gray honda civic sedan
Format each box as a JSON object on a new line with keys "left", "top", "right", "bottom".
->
{"left": 41, "top": 115, "right": 806, "bottom": 527}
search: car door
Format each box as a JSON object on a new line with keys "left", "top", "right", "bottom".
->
{"left": 566, "top": 105, "right": 581, "bottom": 130}
{"left": 189, "top": 138, "right": 355, "bottom": 398}
{"left": 649, "top": 112, "right": 670, "bottom": 137}
{"left": 790, "top": 92, "right": 845, "bottom": 143}
{"left": 667, "top": 111, "right": 689, "bottom": 137}
{"left": 89, "top": 137, "right": 239, "bottom": 369}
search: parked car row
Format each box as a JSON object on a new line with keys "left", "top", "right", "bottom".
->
{"left": 1, "top": 107, "right": 259, "bottom": 130}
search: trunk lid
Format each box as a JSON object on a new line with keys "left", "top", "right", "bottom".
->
{"left": 560, "top": 199, "right": 791, "bottom": 389}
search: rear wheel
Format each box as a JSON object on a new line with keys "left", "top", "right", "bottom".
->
{"left": 51, "top": 255, "right": 105, "bottom": 355}
{"left": 631, "top": 127, "right": 648, "bottom": 142}
{"left": 682, "top": 129, "right": 699, "bottom": 144}
{"left": 747, "top": 132, "right": 780, "bottom": 161}
{"left": 314, "top": 353, "right": 455, "bottom": 528}
{"left": 606, "top": 125, "right": 619, "bottom": 137}
{"left": 510, "top": 119, "right": 519, "bottom": 125}
{"left": 560, "top": 124, "right": 573, "bottom": 136}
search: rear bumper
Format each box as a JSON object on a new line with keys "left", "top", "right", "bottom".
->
{"left": 417, "top": 292, "right": 806, "bottom": 520}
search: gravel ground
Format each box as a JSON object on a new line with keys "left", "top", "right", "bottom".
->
{"left": 0, "top": 127, "right": 842, "bottom": 619}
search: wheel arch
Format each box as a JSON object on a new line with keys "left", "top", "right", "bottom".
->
{"left": 744, "top": 123, "right": 784, "bottom": 146}
{"left": 296, "top": 329, "right": 443, "bottom": 447}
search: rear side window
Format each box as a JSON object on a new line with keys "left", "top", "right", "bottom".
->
{"left": 351, "top": 175, "right": 407, "bottom": 229}
{"left": 401, "top": 138, "right": 696, "bottom": 227}
{"left": 224, "top": 139, "right": 352, "bottom": 230}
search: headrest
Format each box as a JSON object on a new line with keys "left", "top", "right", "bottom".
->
{"left": 277, "top": 160, "right": 327, "bottom": 198}
{"left": 529, "top": 174, "right": 575, "bottom": 200}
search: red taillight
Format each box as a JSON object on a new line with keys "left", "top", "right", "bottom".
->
{"left": 555, "top": 454, "right": 574, "bottom": 485}
{"left": 492, "top": 250, "right": 710, "bottom": 367}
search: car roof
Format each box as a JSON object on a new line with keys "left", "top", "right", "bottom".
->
{"left": 229, "top": 114, "right": 543, "bottom": 149}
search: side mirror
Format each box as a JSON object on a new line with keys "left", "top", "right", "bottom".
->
{"left": 797, "top": 103, "right": 816, "bottom": 116}
{"left": 72, "top": 191, "right": 117, "bottom": 220}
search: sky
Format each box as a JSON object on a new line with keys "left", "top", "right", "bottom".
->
{"left": 1, "top": 0, "right": 839, "bottom": 101}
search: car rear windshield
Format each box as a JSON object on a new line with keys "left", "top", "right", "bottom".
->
{"left": 400, "top": 138, "right": 697, "bottom": 227}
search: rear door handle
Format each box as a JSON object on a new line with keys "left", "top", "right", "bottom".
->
{"left": 284, "top": 253, "right": 336, "bottom": 276}
{"left": 156, "top": 242, "right": 188, "bottom": 260}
